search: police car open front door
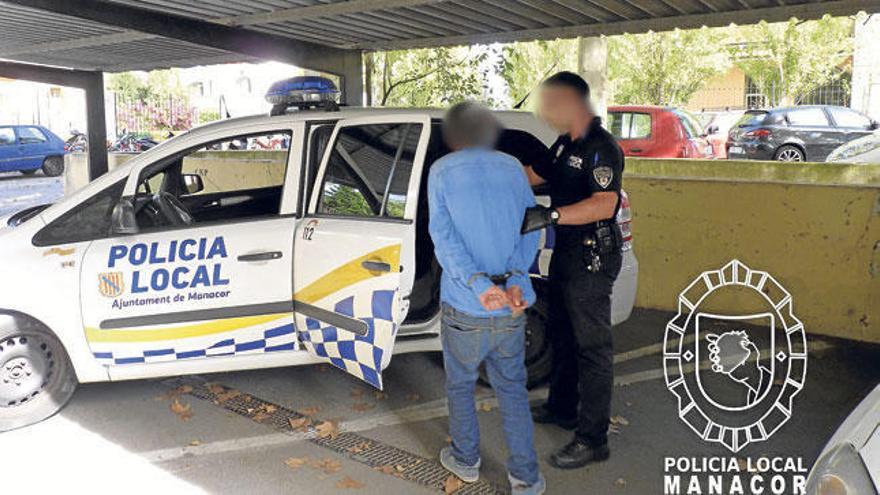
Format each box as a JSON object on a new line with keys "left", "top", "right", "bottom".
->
{"left": 293, "top": 114, "right": 430, "bottom": 389}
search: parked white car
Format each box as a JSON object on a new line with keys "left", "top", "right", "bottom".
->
{"left": 0, "top": 88, "right": 637, "bottom": 431}
{"left": 806, "top": 384, "right": 880, "bottom": 494}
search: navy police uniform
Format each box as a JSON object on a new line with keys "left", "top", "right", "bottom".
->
{"left": 531, "top": 116, "right": 624, "bottom": 449}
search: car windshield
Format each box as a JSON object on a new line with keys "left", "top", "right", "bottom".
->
{"left": 673, "top": 110, "right": 703, "bottom": 138}
{"left": 736, "top": 111, "right": 768, "bottom": 127}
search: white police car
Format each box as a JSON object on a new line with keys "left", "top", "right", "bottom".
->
{"left": 0, "top": 77, "right": 637, "bottom": 431}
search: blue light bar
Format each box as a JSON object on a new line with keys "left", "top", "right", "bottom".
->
{"left": 266, "top": 76, "right": 340, "bottom": 110}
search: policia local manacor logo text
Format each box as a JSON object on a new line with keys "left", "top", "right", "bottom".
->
{"left": 662, "top": 260, "right": 807, "bottom": 494}
{"left": 100, "top": 236, "right": 231, "bottom": 306}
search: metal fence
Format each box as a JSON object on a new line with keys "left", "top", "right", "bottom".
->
{"left": 113, "top": 94, "right": 198, "bottom": 138}
{"left": 745, "top": 75, "right": 851, "bottom": 109}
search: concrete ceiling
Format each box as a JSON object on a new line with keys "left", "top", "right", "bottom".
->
{"left": 0, "top": 0, "right": 877, "bottom": 73}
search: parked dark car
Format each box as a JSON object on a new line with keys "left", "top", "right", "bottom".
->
{"left": 0, "top": 125, "right": 66, "bottom": 176}
{"left": 727, "top": 105, "right": 879, "bottom": 162}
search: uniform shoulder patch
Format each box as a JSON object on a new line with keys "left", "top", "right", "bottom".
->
{"left": 593, "top": 165, "right": 614, "bottom": 189}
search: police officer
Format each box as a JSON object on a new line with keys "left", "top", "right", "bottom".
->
{"left": 521, "top": 72, "right": 624, "bottom": 469}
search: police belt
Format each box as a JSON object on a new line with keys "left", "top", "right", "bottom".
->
{"left": 556, "top": 220, "right": 623, "bottom": 253}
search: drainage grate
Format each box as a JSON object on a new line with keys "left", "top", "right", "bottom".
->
{"left": 167, "top": 377, "right": 506, "bottom": 495}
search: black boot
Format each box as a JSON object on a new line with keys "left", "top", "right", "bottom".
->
{"left": 549, "top": 438, "right": 610, "bottom": 469}
{"left": 531, "top": 404, "right": 577, "bottom": 430}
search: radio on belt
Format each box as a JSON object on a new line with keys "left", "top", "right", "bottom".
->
{"left": 583, "top": 221, "right": 623, "bottom": 272}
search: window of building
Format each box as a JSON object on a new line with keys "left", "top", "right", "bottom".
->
{"left": 318, "top": 123, "right": 421, "bottom": 219}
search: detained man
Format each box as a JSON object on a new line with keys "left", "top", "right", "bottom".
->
{"left": 428, "top": 101, "right": 545, "bottom": 495}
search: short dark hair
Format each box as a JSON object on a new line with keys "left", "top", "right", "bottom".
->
{"left": 542, "top": 71, "right": 590, "bottom": 99}
{"left": 442, "top": 101, "right": 500, "bottom": 149}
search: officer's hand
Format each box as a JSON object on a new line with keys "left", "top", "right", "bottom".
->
{"left": 479, "top": 285, "right": 509, "bottom": 311}
{"left": 507, "top": 285, "right": 529, "bottom": 316}
{"left": 521, "top": 205, "right": 556, "bottom": 234}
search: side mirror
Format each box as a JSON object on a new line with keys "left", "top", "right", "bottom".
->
{"left": 110, "top": 198, "right": 139, "bottom": 235}
{"left": 181, "top": 173, "right": 204, "bottom": 194}
{"left": 870, "top": 120, "right": 879, "bottom": 130}
{"left": 706, "top": 124, "right": 719, "bottom": 135}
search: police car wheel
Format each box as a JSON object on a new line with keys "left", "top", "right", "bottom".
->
{"left": 0, "top": 326, "right": 77, "bottom": 432}
{"left": 477, "top": 283, "right": 553, "bottom": 389}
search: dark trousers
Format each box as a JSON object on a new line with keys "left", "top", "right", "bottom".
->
{"left": 545, "top": 245, "right": 622, "bottom": 448}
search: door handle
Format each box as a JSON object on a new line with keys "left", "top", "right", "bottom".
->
{"left": 361, "top": 260, "right": 391, "bottom": 272}
{"left": 630, "top": 148, "right": 643, "bottom": 153}
{"left": 238, "top": 251, "right": 283, "bottom": 262}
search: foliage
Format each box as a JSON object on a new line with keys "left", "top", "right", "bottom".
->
{"left": 368, "top": 46, "right": 491, "bottom": 107}
{"left": 607, "top": 27, "right": 731, "bottom": 106}
{"left": 730, "top": 15, "right": 854, "bottom": 106}
{"left": 499, "top": 39, "right": 577, "bottom": 110}
{"left": 198, "top": 109, "right": 221, "bottom": 125}
{"left": 322, "top": 185, "right": 372, "bottom": 217}
{"left": 108, "top": 69, "right": 196, "bottom": 133}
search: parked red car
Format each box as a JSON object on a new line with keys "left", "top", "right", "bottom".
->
{"left": 607, "top": 105, "right": 714, "bottom": 159}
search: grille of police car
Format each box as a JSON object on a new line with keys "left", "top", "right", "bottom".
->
{"left": 171, "top": 378, "right": 505, "bottom": 495}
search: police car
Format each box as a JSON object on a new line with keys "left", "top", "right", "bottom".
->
{"left": 0, "top": 77, "right": 637, "bottom": 431}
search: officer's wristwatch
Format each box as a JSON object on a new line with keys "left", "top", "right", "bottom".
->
{"left": 548, "top": 208, "right": 560, "bottom": 224}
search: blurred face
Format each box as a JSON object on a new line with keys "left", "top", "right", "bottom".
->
{"left": 537, "top": 84, "right": 585, "bottom": 133}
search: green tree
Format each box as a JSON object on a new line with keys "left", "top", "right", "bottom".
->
{"left": 499, "top": 39, "right": 577, "bottom": 110}
{"left": 368, "top": 46, "right": 490, "bottom": 107}
{"left": 608, "top": 27, "right": 731, "bottom": 106}
{"left": 731, "top": 15, "right": 853, "bottom": 106}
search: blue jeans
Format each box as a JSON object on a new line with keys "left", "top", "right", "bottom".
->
{"left": 441, "top": 303, "right": 539, "bottom": 484}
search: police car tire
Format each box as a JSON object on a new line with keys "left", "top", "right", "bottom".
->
{"left": 41, "top": 156, "right": 64, "bottom": 177}
{"left": 0, "top": 321, "right": 77, "bottom": 432}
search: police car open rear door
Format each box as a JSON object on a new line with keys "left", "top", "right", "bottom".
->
{"left": 293, "top": 114, "right": 431, "bottom": 389}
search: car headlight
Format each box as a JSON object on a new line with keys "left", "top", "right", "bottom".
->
{"left": 806, "top": 443, "right": 877, "bottom": 495}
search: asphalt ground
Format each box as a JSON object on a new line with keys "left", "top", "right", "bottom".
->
{"left": 4, "top": 308, "right": 878, "bottom": 495}
{"left": 0, "top": 171, "right": 63, "bottom": 217}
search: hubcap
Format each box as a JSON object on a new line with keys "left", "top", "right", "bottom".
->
{"left": 0, "top": 336, "right": 55, "bottom": 407}
{"left": 777, "top": 149, "right": 803, "bottom": 162}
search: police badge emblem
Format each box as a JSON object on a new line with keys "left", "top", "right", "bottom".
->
{"left": 98, "top": 272, "right": 125, "bottom": 298}
{"left": 593, "top": 165, "right": 613, "bottom": 188}
{"left": 567, "top": 155, "right": 583, "bottom": 169}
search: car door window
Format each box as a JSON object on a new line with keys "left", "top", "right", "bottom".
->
{"left": 828, "top": 108, "right": 872, "bottom": 129}
{"left": 18, "top": 127, "right": 48, "bottom": 144}
{"left": 0, "top": 128, "right": 15, "bottom": 146}
{"left": 608, "top": 112, "right": 651, "bottom": 139}
{"left": 786, "top": 108, "right": 829, "bottom": 127}
{"left": 318, "top": 123, "right": 421, "bottom": 219}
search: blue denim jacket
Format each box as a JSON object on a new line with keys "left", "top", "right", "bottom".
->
{"left": 428, "top": 148, "right": 540, "bottom": 317}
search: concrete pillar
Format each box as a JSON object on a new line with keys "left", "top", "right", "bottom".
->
{"left": 81, "top": 71, "right": 108, "bottom": 180}
{"left": 577, "top": 36, "right": 608, "bottom": 121}
{"left": 338, "top": 50, "right": 364, "bottom": 107}
{"left": 851, "top": 14, "right": 880, "bottom": 120}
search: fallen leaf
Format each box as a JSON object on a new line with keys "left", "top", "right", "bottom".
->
{"left": 373, "top": 391, "right": 387, "bottom": 400}
{"left": 444, "top": 475, "right": 464, "bottom": 494}
{"left": 351, "top": 388, "right": 365, "bottom": 399}
{"left": 297, "top": 406, "right": 320, "bottom": 416}
{"left": 263, "top": 404, "right": 278, "bottom": 414}
{"left": 336, "top": 476, "right": 365, "bottom": 489}
{"left": 395, "top": 464, "right": 406, "bottom": 472}
{"left": 215, "top": 389, "right": 241, "bottom": 403}
{"left": 405, "top": 393, "right": 421, "bottom": 401}
{"left": 615, "top": 478, "right": 627, "bottom": 487}
{"left": 252, "top": 411, "right": 271, "bottom": 423}
{"left": 289, "top": 416, "right": 312, "bottom": 431}
{"left": 206, "top": 383, "right": 225, "bottom": 394}
{"left": 347, "top": 441, "right": 371, "bottom": 454}
{"left": 157, "top": 384, "right": 193, "bottom": 401}
{"left": 352, "top": 402, "right": 375, "bottom": 412}
{"left": 478, "top": 402, "right": 493, "bottom": 412}
{"left": 188, "top": 440, "right": 201, "bottom": 447}
{"left": 310, "top": 457, "right": 342, "bottom": 474}
{"left": 610, "top": 415, "right": 630, "bottom": 426}
{"left": 285, "top": 457, "right": 309, "bottom": 470}
{"left": 375, "top": 465, "right": 396, "bottom": 475}
{"left": 241, "top": 395, "right": 253, "bottom": 403}
{"left": 170, "top": 398, "right": 193, "bottom": 421}
{"left": 315, "top": 420, "right": 339, "bottom": 439}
